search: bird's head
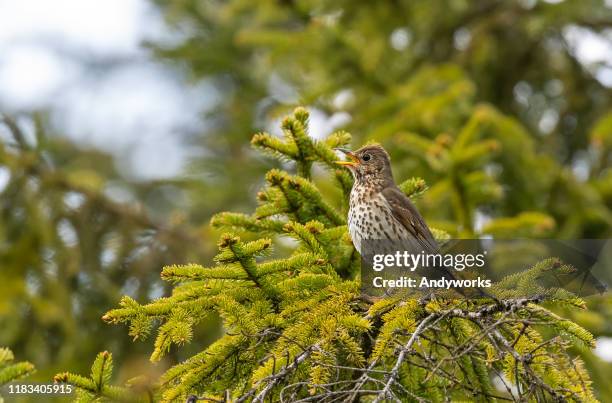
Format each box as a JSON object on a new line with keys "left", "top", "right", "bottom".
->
{"left": 335, "top": 144, "right": 393, "bottom": 184}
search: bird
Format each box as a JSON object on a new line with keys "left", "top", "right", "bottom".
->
{"left": 335, "top": 144, "right": 479, "bottom": 298}
{"left": 335, "top": 144, "right": 438, "bottom": 257}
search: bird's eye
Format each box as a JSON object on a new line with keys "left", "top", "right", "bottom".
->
{"left": 362, "top": 153, "right": 371, "bottom": 162}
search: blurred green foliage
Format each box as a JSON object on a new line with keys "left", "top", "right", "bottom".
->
{"left": 0, "top": 115, "right": 220, "bottom": 384}
{"left": 1, "top": 0, "right": 611, "bottom": 401}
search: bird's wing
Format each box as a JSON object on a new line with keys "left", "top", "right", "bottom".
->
{"left": 381, "top": 186, "right": 439, "bottom": 254}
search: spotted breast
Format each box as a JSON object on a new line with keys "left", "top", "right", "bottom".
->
{"left": 348, "top": 181, "right": 411, "bottom": 255}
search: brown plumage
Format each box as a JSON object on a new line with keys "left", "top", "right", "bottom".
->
{"left": 336, "top": 144, "right": 492, "bottom": 299}
{"left": 335, "top": 144, "right": 437, "bottom": 255}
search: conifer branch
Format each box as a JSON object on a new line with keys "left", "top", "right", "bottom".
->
{"left": 239, "top": 343, "right": 322, "bottom": 403}
{"left": 373, "top": 312, "right": 438, "bottom": 403}
{"left": 0, "top": 347, "right": 35, "bottom": 386}
{"left": 54, "top": 351, "right": 151, "bottom": 402}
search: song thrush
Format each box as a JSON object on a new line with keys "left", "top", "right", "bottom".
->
{"left": 335, "top": 144, "right": 492, "bottom": 299}
{"left": 335, "top": 144, "right": 437, "bottom": 256}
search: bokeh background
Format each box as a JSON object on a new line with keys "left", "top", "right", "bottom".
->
{"left": 1, "top": 0, "right": 611, "bottom": 400}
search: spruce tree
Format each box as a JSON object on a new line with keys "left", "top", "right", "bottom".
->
{"left": 55, "top": 108, "right": 598, "bottom": 402}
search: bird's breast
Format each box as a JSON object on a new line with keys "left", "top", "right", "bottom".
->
{"left": 348, "top": 186, "right": 410, "bottom": 254}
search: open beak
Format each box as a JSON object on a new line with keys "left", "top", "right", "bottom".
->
{"left": 334, "top": 148, "right": 359, "bottom": 167}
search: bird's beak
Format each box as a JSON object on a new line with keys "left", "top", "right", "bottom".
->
{"left": 334, "top": 148, "right": 359, "bottom": 167}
